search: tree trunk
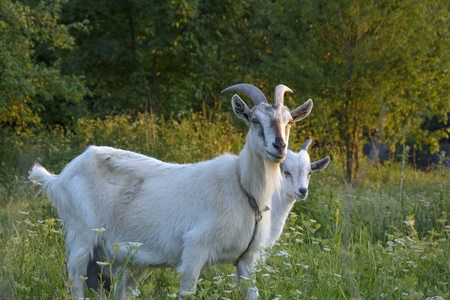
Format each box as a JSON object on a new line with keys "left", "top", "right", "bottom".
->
{"left": 346, "top": 134, "right": 353, "bottom": 182}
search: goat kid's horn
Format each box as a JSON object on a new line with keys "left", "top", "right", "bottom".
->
{"left": 301, "top": 139, "right": 313, "bottom": 152}
{"left": 221, "top": 84, "right": 268, "bottom": 106}
{"left": 274, "top": 84, "right": 293, "bottom": 106}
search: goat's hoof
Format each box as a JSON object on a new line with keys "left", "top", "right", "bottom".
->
{"left": 246, "top": 286, "right": 259, "bottom": 299}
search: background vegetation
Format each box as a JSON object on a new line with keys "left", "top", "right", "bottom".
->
{"left": 0, "top": 0, "right": 449, "bottom": 298}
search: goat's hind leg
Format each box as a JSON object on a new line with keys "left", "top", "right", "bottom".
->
{"left": 67, "top": 246, "right": 92, "bottom": 298}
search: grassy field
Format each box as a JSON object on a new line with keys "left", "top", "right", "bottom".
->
{"left": 1, "top": 113, "right": 449, "bottom": 299}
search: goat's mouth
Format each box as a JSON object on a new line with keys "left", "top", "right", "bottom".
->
{"left": 266, "top": 151, "right": 286, "bottom": 163}
{"left": 294, "top": 192, "right": 308, "bottom": 201}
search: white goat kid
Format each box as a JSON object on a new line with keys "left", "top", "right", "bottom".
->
{"left": 29, "top": 84, "right": 313, "bottom": 299}
{"left": 268, "top": 139, "right": 330, "bottom": 247}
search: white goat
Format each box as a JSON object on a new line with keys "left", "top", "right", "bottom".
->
{"left": 29, "top": 84, "right": 313, "bottom": 299}
{"left": 268, "top": 139, "right": 330, "bottom": 248}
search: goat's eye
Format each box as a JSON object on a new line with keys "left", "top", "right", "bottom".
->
{"left": 287, "top": 120, "right": 293, "bottom": 126}
{"left": 284, "top": 171, "right": 291, "bottom": 177}
{"left": 308, "top": 171, "right": 312, "bottom": 176}
{"left": 252, "top": 119, "right": 259, "bottom": 125}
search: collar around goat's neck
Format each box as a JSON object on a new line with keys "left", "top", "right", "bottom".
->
{"left": 234, "top": 174, "right": 270, "bottom": 267}
{"left": 238, "top": 173, "right": 270, "bottom": 219}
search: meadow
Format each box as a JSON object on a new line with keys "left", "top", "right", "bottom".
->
{"left": 1, "top": 112, "right": 448, "bottom": 299}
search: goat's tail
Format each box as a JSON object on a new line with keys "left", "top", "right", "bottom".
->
{"left": 29, "top": 163, "right": 57, "bottom": 196}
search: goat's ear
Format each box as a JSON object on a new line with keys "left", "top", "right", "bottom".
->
{"left": 231, "top": 94, "right": 252, "bottom": 126}
{"left": 311, "top": 156, "right": 330, "bottom": 172}
{"left": 291, "top": 99, "right": 313, "bottom": 122}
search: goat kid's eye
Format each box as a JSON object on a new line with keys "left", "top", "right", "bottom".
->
{"left": 252, "top": 119, "right": 259, "bottom": 125}
{"left": 284, "top": 171, "right": 291, "bottom": 177}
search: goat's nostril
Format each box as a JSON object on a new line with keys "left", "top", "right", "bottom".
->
{"left": 273, "top": 137, "right": 286, "bottom": 151}
{"left": 299, "top": 188, "right": 307, "bottom": 195}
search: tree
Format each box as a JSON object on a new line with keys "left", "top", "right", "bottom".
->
{"left": 0, "top": 0, "right": 88, "bottom": 130}
{"left": 261, "top": 0, "right": 449, "bottom": 181}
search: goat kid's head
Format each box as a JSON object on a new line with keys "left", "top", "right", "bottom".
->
{"left": 280, "top": 139, "right": 330, "bottom": 200}
{"left": 222, "top": 84, "right": 313, "bottom": 163}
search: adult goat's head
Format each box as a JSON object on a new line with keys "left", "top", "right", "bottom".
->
{"left": 222, "top": 83, "right": 313, "bottom": 163}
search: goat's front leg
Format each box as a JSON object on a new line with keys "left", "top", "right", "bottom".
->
{"left": 235, "top": 256, "right": 259, "bottom": 300}
{"left": 177, "top": 244, "right": 208, "bottom": 299}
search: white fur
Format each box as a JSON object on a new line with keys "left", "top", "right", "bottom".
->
{"left": 29, "top": 92, "right": 313, "bottom": 299}
{"left": 268, "top": 143, "right": 330, "bottom": 247}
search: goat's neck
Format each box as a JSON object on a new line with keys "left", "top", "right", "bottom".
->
{"left": 238, "top": 143, "right": 280, "bottom": 209}
{"left": 268, "top": 192, "right": 296, "bottom": 247}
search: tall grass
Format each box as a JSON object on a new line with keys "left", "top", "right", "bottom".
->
{"left": 1, "top": 112, "right": 448, "bottom": 299}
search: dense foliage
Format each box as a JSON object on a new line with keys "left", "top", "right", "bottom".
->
{"left": 0, "top": 0, "right": 448, "bottom": 182}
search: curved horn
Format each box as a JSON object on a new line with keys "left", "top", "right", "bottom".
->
{"left": 301, "top": 139, "right": 313, "bottom": 152}
{"left": 274, "top": 84, "right": 293, "bottom": 106}
{"left": 221, "top": 84, "right": 268, "bottom": 106}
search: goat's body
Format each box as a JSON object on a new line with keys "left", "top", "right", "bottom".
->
{"left": 30, "top": 145, "right": 274, "bottom": 297}
{"left": 268, "top": 189, "right": 296, "bottom": 248}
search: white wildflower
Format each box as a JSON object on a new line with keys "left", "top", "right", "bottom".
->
{"left": 167, "top": 293, "right": 178, "bottom": 298}
{"left": 97, "top": 261, "right": 108, "bottom": 266}
{"left": 224, "top": 290, "right": 232, "bottom": 293}
{"left": 334, "top": 273, "right": 341, "bottom": 278}
{"left": 296, "top": 263, "right": 309, "bottom": 269}
{"left": 394, "top": 238, "right": 405, "bottom": 246}
{"left": 24, "top": 220, "right": 35, "bottom": 226}
{"left": 262, "top": 274, "right": 270, "bottom": 277}
{"left": 264, "top": 265, "right": 277, "bottom": 273}
{"left": 18, "top": 211, "right": 29, "bottom": 215}
{"left": 180, "top": 291, "right": 195, "bottom": 297}
{"left": 91, "top": 227, "right": 106, "bottom": 234}
{"left": 323, "top": 247, "right": 330, "bottom": 252}
{"left": 404, "top": 220, "right": 415, "bottom": 226}
{"left": 131, "top": 289, "right": 141, "bottom": 296}
{"left": 128, "top": 242, "right": 143, "bottom": 248}
{"left": 310, "top": 219, "right": 317, "bottom": 223}
{"left": 274, "top": 250, "right": 291, "bottom": 257}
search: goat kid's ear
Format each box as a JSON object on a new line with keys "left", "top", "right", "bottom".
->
{"left": 231, "top": 94, "right": 252, "bottom": 126}
{"left": 291, "top": 99, "right": 313, "bottom": 122}
{"left": 311, "top": 156, "right": 330, "bottom": 172}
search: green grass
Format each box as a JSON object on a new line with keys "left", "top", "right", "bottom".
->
{"left": 1, "top": 113, "right": 449, "bottom": 299}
